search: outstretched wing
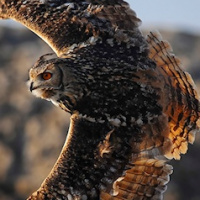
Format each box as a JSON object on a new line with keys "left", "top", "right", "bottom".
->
{"left": 27, "top": 114, "right": 173, "bottom": 200}
{"left": 0, "top": 0, "right": 141, "bottom": 56}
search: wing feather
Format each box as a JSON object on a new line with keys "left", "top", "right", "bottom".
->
{"left": 0, "top": 0, "right": 141, "bottom": 56}
{"left": 146, "top": 31, "right": 200, "bottom": 160}
{"left": 100, "top": 157, "right": 173, "bottom": 200}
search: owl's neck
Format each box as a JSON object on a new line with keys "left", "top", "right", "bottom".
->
{"left": 28, "top": 113, "right": 131, "bottom": 199}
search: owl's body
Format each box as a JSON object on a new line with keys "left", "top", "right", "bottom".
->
{"left": 28, "top": 32, "right": 199, "bottom": 199}
{"left": 0, "top": 0, "right": 200, "bottom": 200}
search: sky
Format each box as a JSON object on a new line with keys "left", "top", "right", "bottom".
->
{"left": 0, "top": 0, "right": 200, "bottom": 35}
{"left": 127, "top": 0, "right": 200, "bottom": 35}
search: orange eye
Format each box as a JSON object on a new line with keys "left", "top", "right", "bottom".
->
{"left": 41, "top": 72, "right": 52, "bottom": 80}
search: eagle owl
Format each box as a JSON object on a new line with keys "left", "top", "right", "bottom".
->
{"left": 0, "top": 0, "right": 199, "bottom": 200}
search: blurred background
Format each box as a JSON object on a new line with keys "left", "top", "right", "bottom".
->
{"left": 0, "top": 1, "right": 200, "bottom": 200}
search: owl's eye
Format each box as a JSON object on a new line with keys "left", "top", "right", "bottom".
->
{"left": 41, "top": 72, "right": 52, "bottom": 80}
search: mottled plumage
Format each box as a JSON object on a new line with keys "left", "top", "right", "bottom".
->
{"left": 0, "top": 0, "right": 141, "bottom": 56}
{"left": 0, "top": 0, "right": 199, "bottom": 200}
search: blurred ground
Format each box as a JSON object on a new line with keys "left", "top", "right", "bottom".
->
{"left": 0, "top": 26, "right": 200, "bottom": 200}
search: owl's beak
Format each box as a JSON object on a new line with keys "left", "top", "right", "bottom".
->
{"left": 28, "top": 81, "right": 40, "bottom": 92}
{"left": 29, "top": 82, "right": 34, "bottom": 92}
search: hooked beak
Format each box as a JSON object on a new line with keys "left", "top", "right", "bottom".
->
{"left": 29, "top": 82, "right": 34, "bottom": 92}
{"left": 27, "top": 80, "right": 40, "bottom": 92}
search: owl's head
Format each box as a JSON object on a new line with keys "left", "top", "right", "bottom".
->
{"left": 28, "top": 54, "right": 83, "bottom": 111}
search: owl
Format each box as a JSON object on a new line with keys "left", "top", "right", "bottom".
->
{"left": 0, "top": 1, "right": 200, "bottom": 200}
